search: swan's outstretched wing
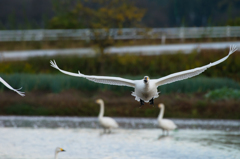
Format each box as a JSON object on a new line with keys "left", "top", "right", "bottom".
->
{"left": 0, "top": 77, "right": 25, "bottom": 96}
{"left": 154, "top": 45, "right": 238, "bottom": 87}
{"left": 50, "top": 60, "right": 135, "bottom": 87}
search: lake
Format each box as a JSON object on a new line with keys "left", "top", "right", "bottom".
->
{"left": 0, "top": 116, "right": 239, "bottom": 159}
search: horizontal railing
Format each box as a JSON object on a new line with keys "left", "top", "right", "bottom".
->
{"left": 0, "top": 26, "right": 239, "bottom": 42}
{"left": 1, "top": 41, "right": 240, "bottom": 61}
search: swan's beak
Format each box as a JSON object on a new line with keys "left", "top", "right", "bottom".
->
{"left": 95, "top": 100, "right": 99, "bottom": 103}
{"left": 158, "top": 104, "right": 161, "bottom": 108}
{"left": 60, "top": 148, "right": 65, "bottom": 152}
{"left": 144, "top": 77, "right": 148, "bottom": 83}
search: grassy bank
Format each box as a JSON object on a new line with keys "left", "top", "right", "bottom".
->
{"left": 0, "top": 90, "right": 239, "bottom": 119}
{"left": 205, "top": 87, "right": 240, "bottom": 101}
{"left": 0, "top": 74, "right": 239, "bottom": 119}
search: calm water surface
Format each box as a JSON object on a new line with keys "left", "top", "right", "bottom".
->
{"left": 0, "top": 116, "right": 239, "bottom": 159}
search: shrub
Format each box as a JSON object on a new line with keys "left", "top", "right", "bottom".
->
{"left": 205, "top": 87, "right": 240, "bottom": 101}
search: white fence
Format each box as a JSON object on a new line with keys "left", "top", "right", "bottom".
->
{"left": 0, "top": 26, "right": 240, "bottom": 42}
{"left": 1, "top": 41, "right": 240, "bottom": 61}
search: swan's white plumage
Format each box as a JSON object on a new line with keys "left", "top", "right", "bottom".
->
{"left": 0, "top": 77, "right": 25, "bottom": 96}
{"left": 158, "top": 119, "right": 177, "bottom": 130}
{"left": 50, "top": 45, "right": 237, "bottom": 102}
{"left": 99, "top": 117, "right": 119, "bottom": 129}
{"left": 158, "top": 103, "right": 177, "bottom": 133}
{"left": 153, "top": 45, "right": 237, "bottom": 86}
{"left": 50, "top": 60, "right": 135, "bottom": 87}
{"left": 96, "top": 99, "right": 118, "bottom": 131}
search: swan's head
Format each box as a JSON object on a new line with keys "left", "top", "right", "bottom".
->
{"left": 55, "top": 147, "right": 65, "bottom": 153}
{"left": 158, "top": 103, "right": 164, "bottom": 108}
{"left": 143, "top": 76, "right": 149, "bottom": 84}
{"left": 96, "top": 99, "right": 104, "bottom": 104}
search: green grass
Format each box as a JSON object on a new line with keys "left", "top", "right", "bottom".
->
{"left": 205, "top": 87, "right": 240, "bottom": 101}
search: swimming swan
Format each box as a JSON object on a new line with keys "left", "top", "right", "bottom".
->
{"left": 50, "top": 45, "right": 237, "bottom": 105}
{"left": 96, "top": 99, "right": 119, "bottom": 133}
{"left": 0, "top": 77, "right": 25, "bottom": 96}
{"left": 158, "top": 103, "right": 177, "bottom": 135}
{"left": 54, "top": 147, "right": 65, "bottom": 159}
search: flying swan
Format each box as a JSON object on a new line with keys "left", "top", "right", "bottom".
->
{"left": 157, "top": 103, "right": 177, "bottom": 135}
{"left": 50, "top": 45, "right": 237, "bottom": 105}
{"left": 0, "top": 77, "right": 25, "bottom": 96}
{"left": 96, "top": 99, "right": 119, "bottom": 133}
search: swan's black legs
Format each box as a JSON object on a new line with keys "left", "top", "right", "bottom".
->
{"left": 140, "top": 99, "right": 154, "bottom": 105}
{"left": 140, "top": 99, "right": 144, "bottom": 106}
{"left": 149, "top": 98, "right": 154, "bottom": 105}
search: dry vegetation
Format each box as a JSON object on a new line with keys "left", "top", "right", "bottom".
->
{"left": 0, "top": 90, "right": 239, "bottom": 119}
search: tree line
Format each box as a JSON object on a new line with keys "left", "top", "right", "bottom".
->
{"left": 0, "top": 0, "right": 240, "bottom": 30}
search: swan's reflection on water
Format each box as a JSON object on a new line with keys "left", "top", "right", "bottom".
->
{"left": 157, "top": 134, "right": 174, "bottom": 140}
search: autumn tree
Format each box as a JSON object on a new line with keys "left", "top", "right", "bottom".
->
{"left": 48, "top": 0, "right": 84, "bottom": 29}
{"left": 49, "top": 0, "right": 146, "bottom": 74}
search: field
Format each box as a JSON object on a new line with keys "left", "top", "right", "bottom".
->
{"left": 0, "top": 48, "right": 239, "bottom": 119}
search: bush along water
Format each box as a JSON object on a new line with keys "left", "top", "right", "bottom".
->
{"left": 205, "top": 87, "right": 240, "bottom": 101}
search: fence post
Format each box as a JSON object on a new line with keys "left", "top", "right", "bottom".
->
{"left": 161, "top": 35, "right": 166, "bottom": 44}
{"left": 226, "top": 26, "right": 230, "bottom": 40}
{"left": 180, "top": 27, "right": 185, "bottom": 42}
{"left": 85, "top": 29, "right": 90, "bottom": 43}
{"left": 0, "top": 51, "right": 3, "bottom": 62}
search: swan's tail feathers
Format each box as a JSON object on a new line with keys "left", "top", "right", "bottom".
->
{"left": 131, "top": 92, "right": 140, "bottom": 102}
{"left": 50, "top": 60, "right": 60, "bottom": 70}
{"left": 229, "top": 45, "right": 238, "bottom": 55}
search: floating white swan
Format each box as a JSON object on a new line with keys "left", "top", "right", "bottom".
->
{"left": 50, "top": 45, "right": 237, "bottom": 105}
{"left": 0, "top": 77, "right": 25, "bottom": 96}
{"left": 158, "top": 103, "right": 177, "bottom": 135}
{"left": 54, "top": 147, "right": 65, "bottom": 159}
{"left": 96, "top": 99, "right": 119, "bottom": 133}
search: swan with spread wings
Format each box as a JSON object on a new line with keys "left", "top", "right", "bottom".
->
{"left": 50, "top": 45, "right": 237, "bottom": 105}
